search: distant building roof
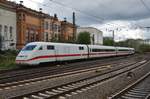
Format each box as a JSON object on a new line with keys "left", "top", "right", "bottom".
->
{"left": 77, "top": 27, "right": 102, "bottom": 32}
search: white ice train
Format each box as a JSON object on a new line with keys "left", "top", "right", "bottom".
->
{"left": 16, "top": 42, "right": 135, "bottom": 65}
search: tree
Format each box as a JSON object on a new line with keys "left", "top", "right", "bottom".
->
{"left": 103, "top": 37, "right": 114, "bottom": 46}
{"left": 77, "top": 32, "right": 91, "bottom": 44}
{"left": 0, "top": 34, "right": 2, "bottom": 51}
{"left": 115, "top": 39, "right": 150, "bottom": 53}
{"left": 138, "top": 44, "right": 150, "bottom": 53}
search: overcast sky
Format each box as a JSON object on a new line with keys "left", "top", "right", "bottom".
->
{"left": 10, "top": 0, "right": 150, "bottom": 41}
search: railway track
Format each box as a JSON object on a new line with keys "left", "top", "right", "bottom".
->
{"left": 0, "top": 54, "right": 149, "bottom": 99}
{"left": 0, "top": 55, "right": 140, "bottom": 84}
{"left": 109, "top": 68, "right": 150, "bottom": 99}
{"left": 0, "top": 59, "right": 137, "bottom": 88}
{"left": 0, "top": 55, "right": 131, "bottom": 74}
{"left": 7, "top": 56, "right": 149, "bottom": 99}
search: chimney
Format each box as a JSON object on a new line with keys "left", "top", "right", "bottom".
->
{"left": 64, "top": 17, "right": 67, "bottom": 22}
{"left": 72, "top": 12, "right": 76, "bottom": 41}
{"left": 54, "top": 14, "right": 57, "bottom": 19}
{"left": 20, "top": 1, "right": 23, "bottom": 5}
{"left": 73, "top": 12, "right": 75, "bottom": 26}
{"left": 39, "top": 8, "right": 42, "bottom": 12}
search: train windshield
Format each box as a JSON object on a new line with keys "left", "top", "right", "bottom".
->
{"left": 22, "top": 45, "right": 37, "bottom": 51}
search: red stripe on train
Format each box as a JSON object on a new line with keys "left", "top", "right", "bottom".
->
{"left": 16, "top": 52, "right": 119, "bottom": 62}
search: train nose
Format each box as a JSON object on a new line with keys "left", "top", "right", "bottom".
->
{"left": 17, "top": 55, "right": 28, "bottom": 59}
{"left": 16, "top": 55, "right": 29, "bottom": 63}
{"left": 16, "top": 51, "right": 32, "bottom": 59}
{"left": 15, "top": 51, "right": 32, "bottom": 64}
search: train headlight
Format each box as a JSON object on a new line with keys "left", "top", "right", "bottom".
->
{"left": 18, "top": 55, "right": 28, "bottom": 58}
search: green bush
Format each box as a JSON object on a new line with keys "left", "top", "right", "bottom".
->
{"left": 0, "top": 49, "right": 18, "bottom": 56}
{"left": 0, "top": 49, "right": 18, "bottom": 70}
{"left": 138, "top": 44, "right": 150, "bottom": 53}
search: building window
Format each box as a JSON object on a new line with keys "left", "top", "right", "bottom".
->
{"left": 9, "top": 26, "right": 13, "bottom": 39}
{"left": 50, "top": 23, "right": 52, "bottom": 30}
{"left": 44, "top": 32, "right": 48, "bottom": 42}
{"left": 55, "top": 34, "right": 57, "bottom": 38}
{"left": 30, "top": 30, "right": 35, "bottom": 42}
{"left": 4, "top": 25, "right": 8, "bottom": 40}
{"left": 35, "top": 32, "right": 39, "bottom": 41}
{"left": 45, "top": 22, "right": 48, "bottom": 30}
{"left": 46, "top": 33, "right": 48, "bottom": 41}
{"left": 53, "top": 24, "right": 57, "bottom": 32}
{"left": 0, "top": 25, "right": 2, "bottom": 35}
{"left": 25, "top": 30, "right": 29, "bottom": 43}
{"left": 18, "top": 13, "right": 22, "bottom": 20}
{"left": 58, "top": 26, "right": 61, "bottom": 32}
{"left": 52, "top": 24, "right": 54, "bottom": 31}
{"left": 23, "top": 14, "right": 25, "bottom": 21}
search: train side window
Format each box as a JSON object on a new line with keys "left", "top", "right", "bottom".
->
{"left": 82, "top": 47, "right": 84, "bottom": 50}
{"left": 79, "top": 47, "right": 82, "bottom": 50}
{"left": 47, "top": 45, "right": 55, "bottom": 50}
{"left": 39, "top": 46, "right": 43, "bottom": 50}
{"left": 119, "top": 49, "right": 128, "bottom": 51}
{"left": 79, "top": 46, "right": 84, "bottom": 50}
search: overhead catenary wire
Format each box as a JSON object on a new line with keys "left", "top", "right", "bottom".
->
{"left": 27, "top": 0, "right": 127, "bottom": 28}
{"left": 50, "top": 0, "right": 150, "bottom": 39}
{"left": 14, "top": 0, "right": 145, "bottom": 29}
{"left": 15, "top": 0, "right": 150, "bottom": 41}
{"left": 49, "top": 0, "right": 105, "bottom": 21}
{"left": 48, "top": 0, "right": 128, "bottom": 27}
{"left": 29, "top": 0, "right": 107, "bottom": 25}
{"left": 23, "top": 0, "right": 105, "bottom": 22}
{"left": 137, "top": 0, "right": 150, "bottom": 29}
{"left": 23, "top": 0, "right": 110, "bottom": 25}
{"left": 48, "top": 0, "right": 149, "bottom": 30}
{"left": 139, "top": 0, "right": 150, "bottom": 13}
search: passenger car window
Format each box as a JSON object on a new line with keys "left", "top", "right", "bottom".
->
{"left": 92, "top": 49, "right": 115, "bottom": 52}
{"left": 47, "top": 45, "right": 55, "bottom": 50}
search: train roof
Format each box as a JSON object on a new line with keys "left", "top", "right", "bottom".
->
{"left": 26, "top": 42, "right": 134, "bottom": 50}
{"left": 116, "top": 47, "right": 134, "bottom": 50}
{"left": 88, "top": 45, "right": 116, "bottom": 49}
{"left": 26, "top": 42, "right": 86, "bottom": 46}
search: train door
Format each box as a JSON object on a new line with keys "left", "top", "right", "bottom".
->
{"left": 86, "top": 45, "right": 90, "bottom": 58}
{"left": 115, "top": 47, "right": 117, "bottom": 56}
{"left": 63, "top": 45, "right": 70, "bottom": 61}
{"left": 55, "top": 45, "right": 66, "bottom": 61}
{"left": 36, "top": 45, "right": 45, "bottom": 63}
{"left": 78, "top": 46, "right": 85, "bottom": 59}
{"left": 35, "top": 45, "right": 52, "bottom": 64}
{"left": 46, "top": 45, "right": 56, "bottom": 62}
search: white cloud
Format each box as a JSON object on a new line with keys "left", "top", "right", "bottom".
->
{"left": 114, "top": 29, "right": 143, "bottom": 41}
{"left": 9, "top": 0, "right": 150, "bottom": 40}
{"left": 91, "top": 21, "right": 144, "bottom": 41}
{"left": 9, "top": 0, "right": 44, "bottom": 11}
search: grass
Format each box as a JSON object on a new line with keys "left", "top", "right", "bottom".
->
{"left": 0, "top": 51, "right": 18, "bottom": 70}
